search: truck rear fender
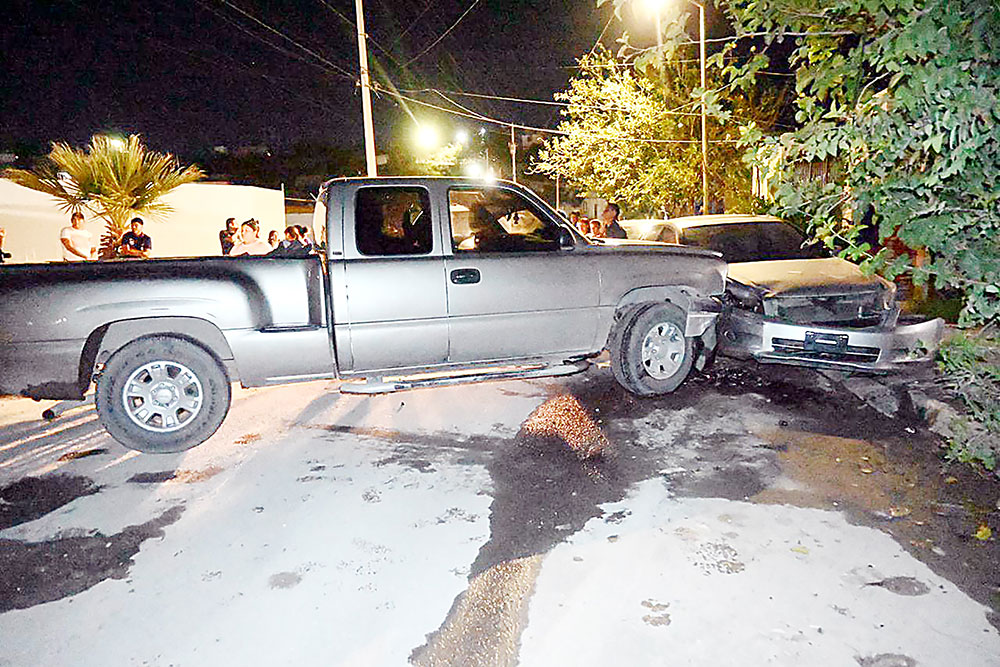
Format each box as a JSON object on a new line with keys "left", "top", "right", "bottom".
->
{"left": 90, "top": 317, "right": 236, "bottom": 381}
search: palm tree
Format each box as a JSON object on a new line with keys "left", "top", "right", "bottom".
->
{"left": 5, "top": 135, "right": 204, "bottom": 258}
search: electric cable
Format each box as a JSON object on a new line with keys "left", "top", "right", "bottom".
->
{"left": 397, "top": 0, "right": 481, "bottom": 67}
{"left": 215, "top": 0, "right": 356, "bottom": 79}
{"left": 382, "top": 86, "right": 741, "bottom": 144}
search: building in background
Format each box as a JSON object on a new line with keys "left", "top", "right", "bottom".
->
{"left": 0, "top": 180, "right": 286, "bottom": 262}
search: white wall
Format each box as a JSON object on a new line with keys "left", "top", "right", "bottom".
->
{"left": 0, "top": 180, "right": 286, "bottom": 263}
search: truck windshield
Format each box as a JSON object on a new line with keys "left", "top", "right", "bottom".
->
{"left": 681, "top": 222, "right": 822, "bottom": 263}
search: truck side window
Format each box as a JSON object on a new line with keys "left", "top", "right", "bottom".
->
{"left": 355, "top": 187, "right": 433, "bottom": 256}
{"left": 449, "top": 188, "right": 560, "bottom": 253}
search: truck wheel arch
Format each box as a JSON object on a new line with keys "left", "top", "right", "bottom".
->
{"left": 89, "top": 317, "right": 235, "bottom": 382}
{"left": 616, "top": 285, "right": 694, "bottom": 311}
{"left": 613, "top": 286, "right": 713, "bottom": 336}
{"left": 609, "top": 287, "right": 720, "bottom": 377}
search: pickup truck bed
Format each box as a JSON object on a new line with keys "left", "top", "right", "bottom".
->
{"left": 0, "top": 257, "right": 333, "bottom": 400}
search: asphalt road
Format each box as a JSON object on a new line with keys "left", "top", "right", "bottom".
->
{"left": 0, "top": 359, "right": 998, "bottom": 666}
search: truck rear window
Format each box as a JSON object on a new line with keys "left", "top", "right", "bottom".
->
{"left": 355, "top": 187, "right": 433, "bottom": 256}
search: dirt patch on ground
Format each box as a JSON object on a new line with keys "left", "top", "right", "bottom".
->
{"left": 0, "top": 505, "right": 184, "bottom": 613}
{"left": 0, "top": 475, "right": 101, "bottom": 530}
{"left": 320, "top": 359, "right": 1000, "bottom": 633}
{"left": 412, "top": 555, "right": 542, "bottom": 667}
{"left": 470, "top": 392, "right": 656, "bottom": 578}
{"left": 127, "top": 466, "right": 223, "bottom": 485}
{"left": 692, "top": 360, "right": 1000, "bottom": 624}
{"left": 552, "top": 360, "right": 1000, "bottom": 625}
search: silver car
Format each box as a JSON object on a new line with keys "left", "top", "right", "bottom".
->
{"left": 619, "top": 215, "right": 944, "bottom": 372}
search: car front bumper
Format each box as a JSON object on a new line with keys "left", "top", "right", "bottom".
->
{"left": 717, "top": 309, "right": 945, "bottom": 372}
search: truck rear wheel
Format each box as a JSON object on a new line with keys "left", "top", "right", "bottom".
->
{"left": 610, "top": 303, "right": 694, "bottom": 396}
{"left": 96, "top": 336, "right": 231, "bottom": 453}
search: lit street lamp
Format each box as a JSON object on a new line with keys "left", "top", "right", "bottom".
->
{"left": 644, "top": 0, "right": 708, "bottom": 215}
{"left": 413, "top": 123, "right": 441, "bottom": 152}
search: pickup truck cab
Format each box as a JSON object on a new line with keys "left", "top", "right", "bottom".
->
{"left": 0, "top": 177, "right": 726, "bottom": 453}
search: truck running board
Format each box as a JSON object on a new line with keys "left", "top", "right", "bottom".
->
{"left": 339, "top": 360, "right": 591, "bottom": 395}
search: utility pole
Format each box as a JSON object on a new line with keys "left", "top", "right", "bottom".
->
{"left": 698, "top": 2, "right": 708, "bottom": 214}
{"left": 355, "top": 0, "right": 377, "bottom": 177}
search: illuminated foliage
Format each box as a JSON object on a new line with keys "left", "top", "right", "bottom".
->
{"left": 534, "top": 50, "right": 776, "bottom": 215}
{"left": 723, "top": 0, "right": 1000, "bottom": 324}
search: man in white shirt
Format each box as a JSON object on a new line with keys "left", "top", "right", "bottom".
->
{"left": 60, "top": 212, "right": 97, "bottom": 261}
{"left": 229, "top": 219, "right": 272, "bottom": 256}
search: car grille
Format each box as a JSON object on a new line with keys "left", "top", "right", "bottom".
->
{"left": 770, "top": 337, "right": 881, "bottom": 364}
{"left": 766, "top": 290, "right": 886, "bottom": 326}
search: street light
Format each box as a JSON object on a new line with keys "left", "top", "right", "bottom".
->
{"left": 414, "top": 123, "right": 440, "bottom": 150}
{"left": 643, "top": 0, "right": 708, "bottom": 215}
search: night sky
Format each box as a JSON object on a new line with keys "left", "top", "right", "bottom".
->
{"left": 1, "top": 0, "right": 648, "bottom": 157}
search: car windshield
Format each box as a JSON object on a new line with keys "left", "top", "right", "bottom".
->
{"left": 623, "top": 224, "right": 668, "bottom": 242}
{"left": 680, "top": 222, "right": 821, "bottom": 263}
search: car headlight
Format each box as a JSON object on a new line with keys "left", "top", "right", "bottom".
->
{"left": 877, "top": 277, "right": 897, "bottom": 310}
{"left": 725, "top": 281, "right": 765, "bottom": 314}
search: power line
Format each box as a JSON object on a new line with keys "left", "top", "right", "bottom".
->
{"left": 675, "top": 30, "right": 855, "bottom": 46}
{"left": 144, "top": 37, "right": 335, "bottom": 114}
{"left": 394, "top": 0, "right": 436, "bottom": 44}
{"left": 396, "top": 86, "right": 703, "bottom": 117}
{"left": 215, "top": 0, "right": 355, "bottom": 79}
{"left": 313, "top": 0, "right": 411, "bottom": 71}
{"left": 588, "top": 15, "right": 615, "bottom": 57}
{"left": 381, "top": 86, "right": 741, "bottom": 144}
{"left": 192, "top": 0, "right": 343, "bottom": 77}
{"left": 398, "top": 0, "right": 481, "bottom": 67}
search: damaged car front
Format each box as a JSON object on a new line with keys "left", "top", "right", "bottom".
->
{"left": 629, "top": 215, "right": 945, "bottom": 372}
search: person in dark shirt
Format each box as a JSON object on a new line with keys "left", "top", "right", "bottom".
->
{"left": 118, "top": 218, "right": 152, "bottom": 258}
{"left": 601, "top": 203, "right": 627, "bottom": 239}
{"left": 219, "top": 218, "right": 237, "bottom": 255}
{"left": 267, "top": 226, "right": 311, "bottom": 257}
{"left": 295, "top": 225, "right": 314, "bottom": 253}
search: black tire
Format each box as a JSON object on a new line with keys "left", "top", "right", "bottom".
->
{"left": 96, "top": 336, "right": 231, "bottom": 453}
{"left": 610, "top": 302, "right": 695, "bottom": 396}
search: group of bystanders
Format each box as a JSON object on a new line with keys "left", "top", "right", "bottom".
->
{"left": 569, "top": 203, "right": 627, "bottom": 239}
{"left": 7, "top": 212, "right": 317, "bottom": 263}
{"left": 219, "top": 218, "right": 314, "bottom": 257}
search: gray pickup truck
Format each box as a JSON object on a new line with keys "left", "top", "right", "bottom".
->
{"left": 0, "top": 177, "right": 726, "bottom": 453}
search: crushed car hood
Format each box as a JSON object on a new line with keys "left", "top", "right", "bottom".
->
{"left": 727, "top": 258, "right": 885, "bottom": 296}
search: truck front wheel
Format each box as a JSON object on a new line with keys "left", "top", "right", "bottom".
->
{"left": 610, "top": 303, "right": 694, "bottom": 396}
{"left": 96, "top": 336, "right": 231, "bottom": 453}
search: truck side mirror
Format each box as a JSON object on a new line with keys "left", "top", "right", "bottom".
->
{"left": 559, "top": 227, "right": 575, "bottom": 249}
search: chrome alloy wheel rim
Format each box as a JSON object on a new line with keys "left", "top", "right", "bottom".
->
{"left": 640, "top": 321, "right": 685, "bottom": 380}
{"left": 122, "top": 361, "right": 204, "bottom": 433}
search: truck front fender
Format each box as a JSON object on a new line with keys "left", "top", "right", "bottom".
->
{"left": 615, "top": 287, "right": 721, "bottom": 337}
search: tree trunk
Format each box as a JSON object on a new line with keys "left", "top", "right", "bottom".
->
{"left": 98, "top": 214, "right": 129, "bottom": 260}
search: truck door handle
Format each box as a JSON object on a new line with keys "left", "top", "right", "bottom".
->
{"left": 450, "top": 268, "right": 481, "bottom": 284}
